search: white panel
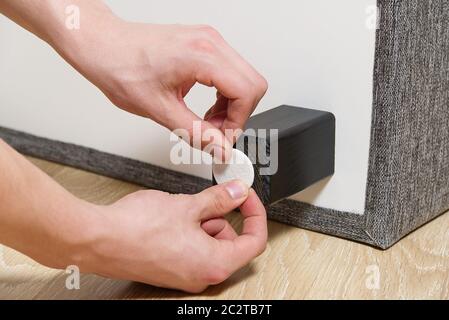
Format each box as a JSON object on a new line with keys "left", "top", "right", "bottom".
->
{"left": 0, "top": 0, "right": 376, "bottom": 213}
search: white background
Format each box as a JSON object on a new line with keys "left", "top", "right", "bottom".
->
{"left": 0, "top": 0, "right": 376, "bottom": 214}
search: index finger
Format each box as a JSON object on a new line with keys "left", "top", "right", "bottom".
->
{"left": 213, "top": 189, "right": 268, "bottom": 272}
{"left": 218, "top": 55, "right": 268, "bottom": 135}
{"left": 195, "top": 46, "right": 268, "bottom": 138}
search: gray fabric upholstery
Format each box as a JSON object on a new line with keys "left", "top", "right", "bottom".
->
{"left": 365, "top": 0, "right": 449, "bottom": 247}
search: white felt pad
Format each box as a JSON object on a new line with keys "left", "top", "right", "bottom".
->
{"left": 212, "top": 149, "right": 254, "bottom": 187}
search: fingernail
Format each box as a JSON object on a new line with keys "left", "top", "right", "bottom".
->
{"left": 225, "top": 180, "right": 248, "bottom": 199}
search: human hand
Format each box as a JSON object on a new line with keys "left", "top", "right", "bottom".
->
{"left": 57, "top": 15, "right": 268, "bottom": 159}
{"left": 0, "top": 138, "right": 266, "bottom": 293}
{"left": 82, "top": 180, "right": 267, "bottom": 293}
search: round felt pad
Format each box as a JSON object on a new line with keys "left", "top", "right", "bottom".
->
{"left": 212, "top": 149, "right": 254, "bottom": 187}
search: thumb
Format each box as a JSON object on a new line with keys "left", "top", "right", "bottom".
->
{"left": 193, "top": 180, "right": 249, "bottom": 221}
{"left": 165, "top": 98, "right": 233, "bottom": 162}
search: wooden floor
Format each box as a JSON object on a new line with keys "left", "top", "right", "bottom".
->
{"left": 1, "top": 157, "right": 448, "bottom": 299}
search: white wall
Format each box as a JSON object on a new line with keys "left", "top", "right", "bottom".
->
{"left": 0, "top": 0, "right": 376, "bottom": 214}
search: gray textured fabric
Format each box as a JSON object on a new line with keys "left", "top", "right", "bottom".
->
{"left": 268, "top": 200, "right": 372, "bottom": 244}
{"left": 0, "top": 127, "right": 210, "bottom": 195}
{"left": 364, "top": 0, "right": 449, "bottom": 247}
{"left": 1, "top": 0, "right": 448, "bottom": 249}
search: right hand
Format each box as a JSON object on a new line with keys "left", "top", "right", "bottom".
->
{"left": 58, "top": 18, "right": 268, "bottom": 160}
{"left": 81, "top": 180, "right": 267, "bottom": 293}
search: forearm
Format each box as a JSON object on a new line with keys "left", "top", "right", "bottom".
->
{"left": 0, "top": 0, "right": 121, "bottom": 75}
{"left": 0, "top": 0, "right": 114, "bottom": 43}
{"left": 0, "top": 139, "right": 101, "bottom": 270}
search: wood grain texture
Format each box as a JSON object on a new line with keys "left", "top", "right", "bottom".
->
{"left": 1, "top": 157, "right": 448, "bottom": 300}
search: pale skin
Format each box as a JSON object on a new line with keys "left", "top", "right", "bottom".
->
{"left": 0, "top": 0, "right": 268, "bottom": 292}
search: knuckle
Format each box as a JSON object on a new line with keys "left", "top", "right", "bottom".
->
{"left": 245, "top": 76, "right": 268, "bottom": 102}
{"left": 211, "top": 190, "right": 229, "bottom": 213}
{"left": 197, "top": 24, "right": 222, "bottom": 40}
{"left": 258, "top": 76, "right": 269, "bottom": 94}
{"left": 203, "top": 265, "right": 231, "bottom": 285}
{"left": 256, "top": 240, "right": 268, "bottom": 256}
{"left": 253, "top": 235, "right": 268, "bottom": 256}
{"left": 184, "top": 283, "right": 209, "bottom": 294}
{"left": 242, "top": 82, "right": 260, "bottom": 99}
{"left": 188, "top": 37, "right": 216, "bottom": 55}
{"left": 187, "top": 25, "right": 222, "bottom": 55}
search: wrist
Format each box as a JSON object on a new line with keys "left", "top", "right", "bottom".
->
{"left": 56, "top": 200, "right": 110, "bottom": 273}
